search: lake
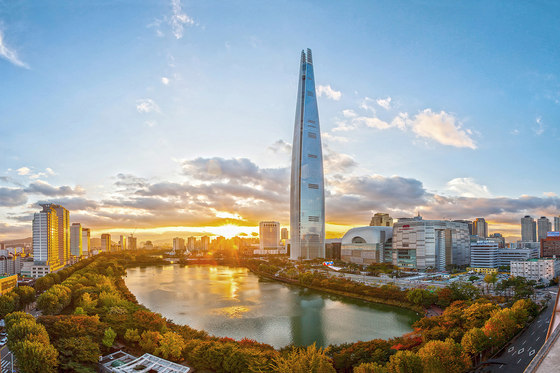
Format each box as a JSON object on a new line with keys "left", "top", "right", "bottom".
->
{"left": 125, "top": 264, "right": 419, "bottom": 348}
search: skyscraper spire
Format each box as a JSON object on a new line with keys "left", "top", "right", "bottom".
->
{"left": 290, "top": 49, "right": 325, "bottom": 260}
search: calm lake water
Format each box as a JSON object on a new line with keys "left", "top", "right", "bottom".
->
{"left": 125, "top": 265, "right": 419, "bottom": 348}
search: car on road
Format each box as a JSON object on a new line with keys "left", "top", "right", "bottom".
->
{"left": 0, "top": 337, "right": 7, "bottom": 345}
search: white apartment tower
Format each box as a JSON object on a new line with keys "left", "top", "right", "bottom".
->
{"left": 82, "top": 228, "right": 91, "bottom": 256}
{"left": 32, "top": 204, "right": 62, "bottom": 270}
{"left": 70, "top": 223, "right": 83, "bottom": 257}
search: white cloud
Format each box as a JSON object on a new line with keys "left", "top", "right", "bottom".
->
{"left": 342, "top": 109, "right": 356, "bottom": 118}
{"left": 45, "top": 168, "right": 56, "bottom": 176}
{"left": 445, "top": 177, "right": 491, "bottom": 198}
{"left": 136, "top": 99, "right": 161, "bottom": 114}
{"left": 161, "top": 77, "right": 170, "bottom": 85}
{"left": 145, "top": 121, "right": 157, "bottom": 127}
{"left": 354, "top": 116, "right": 391, "bottom": 130}
{"left": 359, "top": 97, "right": 376, "bottom": 112}
{"left": 170, "top": 0, "right": 195, "bottom": 39}
{"left": 534, "top": 116, "right": 544, "bottom": 135}
{"left": 409, "top": 109, "right": 476, "bottom": 149}
{"left": 316, "top": 85, "right": 342, "bottom": 101}
{"left": 376, "top": 96, "right": 392, "bottom": 110}
{"left": 0, "top": 30, "right": 29, "bottom": 69}
{"left": 16, "top": 167, "right": 30, "bottom": 176}
{"left": 511, "top": 129, "right": 520, "bottom": 135}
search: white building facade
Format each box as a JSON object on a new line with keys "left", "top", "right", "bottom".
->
{"left": 511, "top": 258, "right": 560, "bottom": 282}
{"left": 470, "top": 240, "right": 499, "bottom": 268}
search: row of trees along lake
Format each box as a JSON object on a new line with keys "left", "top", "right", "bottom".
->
{"left": 0, "top": 250, "right": 546, "bottom": 373}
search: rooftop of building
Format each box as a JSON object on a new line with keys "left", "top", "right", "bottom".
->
{"left": 341, "top": 226, "right": 393, "bottom": 245}
{"left": 99, "top": 351, "right": 190, "bottom": 373}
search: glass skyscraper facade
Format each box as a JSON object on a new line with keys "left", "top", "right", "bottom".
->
{"left": 290, "top": 49, "right": 325, "bottom": 260}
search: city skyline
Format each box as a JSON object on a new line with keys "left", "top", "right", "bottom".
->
{"left": 1, "top": 1, "right": 560, "bottom": 242}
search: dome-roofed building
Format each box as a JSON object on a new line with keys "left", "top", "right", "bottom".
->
{"left": 340, "top": 226, "right": 393, "bottom": 265}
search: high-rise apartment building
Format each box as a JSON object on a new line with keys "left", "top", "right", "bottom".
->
{"left": 70, "top": 223, "right": 82, "bottom": 257}
{"left": 521, "top": 215, "right": 537, "bottom": 242}
{"left": 370, "top": 213, "right": 393, "bottom": 227}
{"left": 101, "top": 234, "right": 111, "bottom": 252}
{"left": 127, "top": 235, "right": 137, "bottom": 251}
{"left": 281, "top": 228, "right": 289, "bottom": 240}
{"left": 119, "top": 235, "right": 127, "bottom": 251}
{"left": 51, "top": 205, "right": 70, "bottom": 265}
{"left": 473, "top": 218, "right": 488, "bottom": 238}
{"left": 187, "top": 236, "right": 196, "bottom": 251}
{"left": 290, "top": 48, "right": 325, "bottom": 260}
{"left": 82, "top": 228, "right": 91, "bottom": 256}
{"left": 173, "top": 237, "right": 185, "bottom": 252}
{"left": 259, "top": 221, "right": 281, "bottom": 250}
{"left": 32, "top": 204, "right": 61, "bottom": 270}
{"left": 554, "top": 216, "right": 560, "bottom": 232}
{"left": 392, "top": 217, "right": 470, "bottom": 270}
{"left": 201, "top": 236, "right": 210, "bottom": 251}
{"left": 538, "top": 216, "right": 552, "bottom": 241}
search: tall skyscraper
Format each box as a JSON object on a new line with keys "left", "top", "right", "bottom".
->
{"left": 473, "top": 218, "right": 488, "bottom": 238}
{"left": 370, "top": 213, "right": 393, "bottom": 227}
{"left": 52, "top": 205, "right": 70, "bottom": 265}
{"left": 290, "top": 48, "right": 325, "bottom": 260}
{"left": 259, "top": 221, "right": 280, "bottom": 250}
{"left": 101, "top": 234, "right": 111, "bottom": 252}
{"left": 173, "top": 237, "right": 185, "bottom": 252}
{"left": 70, "top": 223, "right": 83, "bottom": 257}
{"left": 521, "top": 215, "right": 537, "bottom": 242}
{"left": 32, "top": 204, "right": 61, "bottom": 269}
{"left": 187, "top": 236, "right": 196, "bottom": 251}
{"left": 554, "top": 216, "right": 560, "bottom": 232}
{"left": 281, "top": 228, "right": 289, "bottom": 240}
{"left": 82, "top": 228, "right": 91, "bottom": 256}
{"left": 201, "top": 236, "right": 210, "bottom": 251}
{"left": 537, "top": 216, "right": 551, "bottom": 241}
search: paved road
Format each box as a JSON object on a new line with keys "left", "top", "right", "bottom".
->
{"left": 478, "top": 290, "right": 557, "bottom": 373}
{"left": 0, "top": 345, "right": 15, "bottom": 373}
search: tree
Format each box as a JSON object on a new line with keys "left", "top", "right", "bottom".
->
{"left": 272, "top": 344, "right": 335, "bottom": 373}
{"left": 407, "top": 289, "right": 436, "bottom": 308}
{"left": 386, "top": 350, "right": 422, "bottom": 373}
{"left": 14, "top": 286, "right": 35, "bottom": 309}
{"left": 447, "top": 282, "right": 481, "bottom": 301}
{"left": 0, "top": 294, "right": 17, "bottom": 318}
{"left": 4, "top": 311, "right": 34, "bottom": 330}
{"left": 35, "top": 276, "right": 55, "bottom": 293}
{"left": 102, "top": 327, "right": 117, "bottom": 348}
{"left": 417, "top": 339, "right": 471, "bottom": 373}
{"left": 124, "top": 328, "right": 140, "bottom": 343}
{"left": 55, "top": 336, "right": 100, "bottom": 365}
{"left": 139, "top": 330, "right": 163, "bottom": 354}
{"left": 11, "top": 339, "right": 59, "bottom": 373}
{"left": 461, "top": 327, "right": 488, "bottom": 365}
{"left": 463, "top": 302, "right": 500, "bottom": 329}
{"left": 483, "top": 273, "right": 498, "bottom": 293}
{"left": 354, "top": 362, "right": 389, "bottom": 373}
{"left": 7, "top": 319, "right": 50, "bottom": 351}
{"left": 155, "top": 331, "right": 185, "bottom": 361}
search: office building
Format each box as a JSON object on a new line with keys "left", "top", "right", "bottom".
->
{"left": 521, "top": 215, "right": 537, "bottom": 242}
{"left": 32, "top": 204, "right": 63, "bottom": 273}
{"left": 370, "top": 213, "right": 393, "bottom": 227}
{"left": 101, "top": 234, "right": 111, "bottom": 252}
{"left": 201, "top": 236, "right": 210, "bottom": 251}
{"left": 470, "top": 241, "right": 499, "bottom": 269}
{"left": 497, "top": 247, "right": 539, "bottom": 267}
{"left": 0, "top": 275, "right": 17, "bottom": 296}
{"left": 82, "top": 228, "right": 91, "bottom": 256}
{"left": 511, "top": 258, "right": 560, "bottom": 282}
{"left": 50, "top": 205, "right": 70, "bottom": 266}
{"left": 453, "top": 220, "right": 474, "bottom": 235}
{"left": 340, "top": 226, "right": 393, "bottom": 265}
{"left": 473, "top": 218, "right": 488, "bottom": 238}
{"left": 70, "top": 223, "right": 83, "bottom": 257}
{"left": 538, "top": 216, "right": 552, "bottom": 241}
{"left": 487, "top": 233, "right": 506, "bottom": 248}
{"left": 127, "top": 235, "right": 137, "bottom": 251}
{"left": 259, "top": 221, "right": 281, "bottom": 250}
{"left": 173, "top": 237, "right": 185, "bottom": 252}
{"left": 541, "top": 232, "right": 560, "bottom": 258}
{"left": 392, "top": 217, "right": 470, "bottom": 270}
{"left": 555, "top": 216, "right": 560, "bottom": 232}
{"left": 290, "top": 48, "right": 325, "bottom": 260}
{"left": 119, "top": 235, "right": 127, "bottom": 251}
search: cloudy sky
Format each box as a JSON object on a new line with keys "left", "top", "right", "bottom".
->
{"left": 1, "top": 0, "right": 559, "bottom": 242}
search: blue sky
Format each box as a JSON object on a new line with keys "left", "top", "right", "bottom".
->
{"left": 1, "top": 0, "right": 559, "bottom": 241}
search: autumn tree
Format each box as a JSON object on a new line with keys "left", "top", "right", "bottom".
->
{"left": 354, "top": 362, "right": 389, "bottom": 373}
{"left": 386, "top": 350, "right": 423, "bottom": 373}
{"left": 11, "top": 340, "right": 59, "bottom": 373}
{"left": 102, "top": 327, "right": 117, "bottom": 348}
{"left": 139, "top": 330, "right": 163, "bottom": 354}
{"left": 272, "top": 344, "right": 336, "bottom": 373}
{"left": 14, "top": 286, "right": 35, "bottom": 309}
{"left": 417, "top": 339, "right": 471, "bottom": 373}
{"left": 407, "top": 289, "right": 436, "bottom": 308}
{"left": 155, "top": 331, "right": 185, "bottom": 361}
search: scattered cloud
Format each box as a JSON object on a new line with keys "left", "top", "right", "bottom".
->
{"left": 511, "top": 129, "right": 520, "bottom": 135}
{"left": 445, "top": 177, "right": 491, "bottom": 198}
{"left": 359, "top": 97, "right": 376, "bottom": 112}
{"left": 16, "top": 167, "right": 30, "bottom": 176}
{"left": 410, "top": 109, "right": 476, "bottom": 149}
{"left": 24, "top": 181, "right": 85, "bottom": 197}
{"left": 161, "top": 77, "right": 170, "bottom": 85}
{"left": 45, "top": 168, "right": 56, "bottom": 176}
{"left": 316, "top": 85, "right": 342, "bottom": 101}
{"left": 136, "top": 99, "right": 160, "bottom": 114}
{"left": 170, "top": 0, "right": 195, "bottom": 39}
{"left": 267, "top": 139, "right": 291, "bottom": 154}
{"left": 0, "top": 188, "right": 27, "bottom": 207}
{"left": 376, "top": 97, "right": 392, "bottom": 110}
{"left": 534, "top": 116, "right": 544, "bottom": 135}
{"left": 0, "top": 30, "right": 29, "bottom": 69}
